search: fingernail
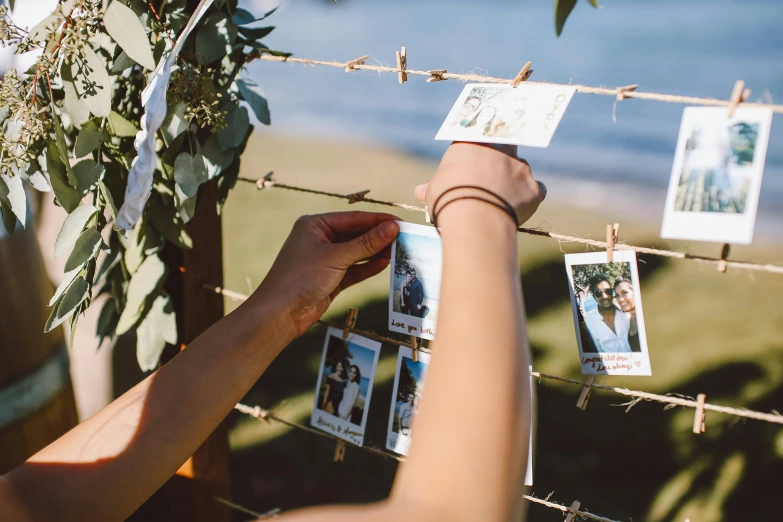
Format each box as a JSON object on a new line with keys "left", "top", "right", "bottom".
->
{"left": 380, "top": 220, "right": 399, "bottom": 240}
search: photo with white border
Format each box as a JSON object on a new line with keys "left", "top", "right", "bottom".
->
{"left": 565, "top": 251, "right": 652, "bottom": 376}
{"left": 434, "top": 83, "right": 576, "bottom": 148}
{"left": 386, "top": 347, "right": 430, "bottom": 457}
{"left": 389, "top": 221, "right": 442, "bottom": 341}
{"left": 311, "top": 327, "right": 381, "bottom": 446}
{"left": 660, "top": 106, "right": 773, "bottom": 244}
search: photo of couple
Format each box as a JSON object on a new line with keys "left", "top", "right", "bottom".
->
{"left": 386, "top": 347, "right": 430, "bottom": 456}
{"left": 312, "top": 328, "right": 380, "bottom": 445}
{"left": 565, "top": 251, "right": 652, "bottom": 376}
{"left": 389, "top": 222, "right": 442, "bottom": 340}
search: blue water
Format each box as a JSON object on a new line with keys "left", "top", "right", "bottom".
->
{"left": 242, "top": 0, "right": 783, "bottom": 214}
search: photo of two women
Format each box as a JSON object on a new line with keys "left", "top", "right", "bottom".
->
{"left": 316, "top": 335, "right": 376, "bottom": 426}
{"left": 571, "top": 262, "right": 643, "bottom": 354}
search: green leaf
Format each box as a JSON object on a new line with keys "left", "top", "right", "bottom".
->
{"left": 217, "top": 158, "right": 240, "bottom": 215}
{"left": 0, "top": 174, "right": 26, "bottom": 228}
{"left": 104, "top": 1, "right": 156, "bottom": 70}
{"left": 202, "top": 134, "right": 235, "bottom": 180}
{"left": 232, "top": 6, "right": 277, "bottom": 25}
{"left": 45, "top": 277, "right": 90, "bottom": 333}
{"left": 46, "top": 143, "right": 81, "bottom": 213}
{"left": 161, "top": 102, "right": 190, "bottom": 146}
{"left": 18, "top": 162, "right": 50, "bottom": 193}
{"left": 217, "top": 106, "right": 249, "bottom": 151}
{"left": 136, "top": 293, "right": 177, "bottom": 371}
{"left": 73, "top": 159, "right": 105, "bottom": 194}
{"left": 96, "top": 298, "right": 118, "bottom": 346}
{"left": 237, "top": 25, "right": 274, "bottom": 40}
{"left": 115, "top": 254, "right": 166, "bottom": 335}
{"left": 0, "top": 198, "right": 16, "bottom": 234}
{"left": 174, "top": 184, "right": 197, "bottom": 223}
{"left": 149, "top": 198, "right": 193, "bottom": 249}
{"left": 67, "top": 45, "right": 111, "bottom": 118}
{"left": 64, "top": 227, "right": 103, "bottom": 272}
{"left": 0, "top": 105, "right": 9, "bottom": 124}
{"left": 28, "top": 14, "right": 61, "bottom": 45}
{"left": 75, "top": 119, "right": 107, "bottom": 158}
{"left": 49, "top": 104, "right": 77, "bottom": 187}
{"left": 587, "top": 0, "right": 600, "bottom": 7}
{"left": 108, "top": 111, "right": 138, "bottom": 137}
{"left": 99, "top": 180, "right": 118, "bottom": 223}
{"left": 195, "top": 12, "right": 237, "bottom": 64}
{"left": 555, "top": 0, "right": 578, "bottom": 36}
{"left": 50, "top": 266, "right": 82, "bottom": 306}
{"left": 174, "top": 152, "right": 208, "bottom": 198}
{"left": 55, "top": 204, "right": 97, "bottom": 259}
{"left": 111, "top": 50, "right": 136, "bottom": 73}
{"left": 236, "top": 78, "right": 271, "bottom": 125}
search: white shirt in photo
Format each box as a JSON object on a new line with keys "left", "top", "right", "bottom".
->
{"left": 584, "top": 307, "right": 632, "bottom": 353}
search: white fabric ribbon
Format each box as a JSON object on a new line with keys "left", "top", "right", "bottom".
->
{"left": 115, "top": 0, "right": 215, "bottom": 230}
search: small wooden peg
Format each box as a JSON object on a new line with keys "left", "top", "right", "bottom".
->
{"left": 693, "top": 393, "right": 706, "bottom": 434}
{"left": 717, "top": 244, "right": 731, "bottom": 273}
{"left": 576, "top": 375, "right": 596, "bottom": 410}
{"left": 396, "top": 47, "right": 407, "bottom": 84}
{"left": 345, "top": 55, "right": 370, "bottom": 72}
{"left": 333, "top": 440, "right": 346, "bottom": 462}
{"left": 424, "top": 206, "right": 431, "bottom": 224}
{"left": 347, "top": 190, "right": 370, "bottom": 204}
{"left": 257, "top": 171, "right": 275, "bottom": 190}
{"left": 426, "top": 70, "right": 447, "bottom": 83}
{"left": 343, "top": 307, "right": 358, "bottom": 340}
{"left": 606, "top": 223, "right": 620, "bottom": 263}
{"left": 727, "top": 80, "right": 749, "bottom": 118}
{"left": 615, "top": 84, "right": 639, "bottom": 101}
{"left": 564, "top": 501, "right": 581, "bottom": 522}
{"left": 411, "top": 336, "right": 419, "bottom": 363}
{"left": 511, "top": 61, "right": 533, "bottom": 87}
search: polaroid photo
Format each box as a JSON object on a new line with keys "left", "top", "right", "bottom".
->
{"left": 564, "top": 250, "right": 652, "bottom": 376}
{"left": 311, "top": 326, "right": 381, "bottom": 446}
{"left": 386, "top": 347, "right": 431, "bottom": 457}
{"left": 524, "top": 365, "right": 535, "bottom": 487}
{"left": 389, "top": 221, "right": 443, "bottom": 341}
{"left": 661, "top": 106, "right": 773, "bottom": 244}
{"left": 435, "top": 83, "right": 576, "bottom": 148}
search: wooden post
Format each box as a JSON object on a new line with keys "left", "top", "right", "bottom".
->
{"left": 132, "top": 180, "right": 230, "bottom": 521}
{"left": 0, "top": 218, "right": 79, "bottom": 473}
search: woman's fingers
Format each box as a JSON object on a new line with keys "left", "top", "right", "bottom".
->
{"left": 318, "top": 211, "right": 401, "bottom": 236}
{"left": 334, "top": 220, "right": 399, "bottom": 268}
{"left": 536, "top": 180, "right": 547, "bottom": 203}
{"left": 339, "top": 255, "right": 391, "bottom": 293}
{"left": 415, "top": 183, "right": 429, "bottom": 203}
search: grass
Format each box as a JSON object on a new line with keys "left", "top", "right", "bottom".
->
{"left": 222, "top": 133, "right": 783, "bottom": 521}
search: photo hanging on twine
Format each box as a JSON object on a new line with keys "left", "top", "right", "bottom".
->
{"left": 564, "top": 251, "right": 652, "bottom": 376}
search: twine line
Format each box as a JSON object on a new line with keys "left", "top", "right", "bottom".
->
{"left": 249, "top": 53, "right": 783, "bottom": 114}
{"left": 236, "top": 175, "right": 783, "bottom": 276}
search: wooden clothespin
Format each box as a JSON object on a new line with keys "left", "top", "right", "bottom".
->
{"left": 727, "top": 80, "right": 751, "bottom": 118}
{"left": 564, "top": 501, "right": 581, "bottom": 522}
{"left": 334, "top": 308, "right": 359, "bottom": 462}
{"left": 424, "top": 206, "right": 431, "bottom": 224}
{"left": 411, "top": 336, "right": 419, "bottom": 363}
{"left": 344, "top": 55, "right": 370, "bottom": 72}
{"left": 717, "top": 244, "right": 731, "bottom": 273}
{"left": 347, "top": 190, "right": 370, "bottom": 204}
{"left": 576, "top": 375, "right": 596, "bottom": 410}
{"left": 606, "top": 223, "right": 620, "bottom": 263}
{"left": 615, "top": 84, "right": 639, "bottom": 101}
{"left": 256, "top": 171, "right": 275, "bottom": 190}
{"left": 692, "top": 393, "right": 706, "bottom": 434}
{"left": 396, "top": 46, "right": 408, "bottom": 84}
{"left": 511, "top": 61, "right": 533, "bottom": 87}
{"left": 426, "top": 70, "right": 447, "bottom": 83}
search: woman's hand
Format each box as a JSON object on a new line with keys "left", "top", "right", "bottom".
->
{"left": 415, "top": 142, "right": 546, "bottom": 225}
{"left": 250, "top": 211, "right": 400, "bottom": 339}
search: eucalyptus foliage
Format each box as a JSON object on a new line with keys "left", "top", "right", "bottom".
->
{"left": 0, "top": 0, "right": 285, "bottom": 370}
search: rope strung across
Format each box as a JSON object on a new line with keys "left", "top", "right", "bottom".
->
{"left": 236, "top": 175, "right": 783, "bottom": 275}
{"left": 234, "top": 402, "right": 622, "bottom": 522}
{"left": 248, "top": 53, "right": 783, "bottom": 114}
{"left": 207, "top": 284, "right": 783, "bottom": 426}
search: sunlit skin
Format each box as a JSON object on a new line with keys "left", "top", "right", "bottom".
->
{"left": 349, "top": 367, "right": 359, "bottom": 383}
{"left": 594, "top": 281, "right": 617, "bottom": 333}
{"left": 615, "top": 281, "right": 635, "bottom": 313}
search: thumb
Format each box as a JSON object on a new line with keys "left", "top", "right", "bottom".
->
{"left": 335, "top": 220, "right": 399, "bottom": 268}
{"left": 414, "top": 183, "right": 429, "bottom": 203}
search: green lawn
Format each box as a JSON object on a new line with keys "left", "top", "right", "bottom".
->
{"left": 223, "top": 133, "right": 783, "bottom": 521}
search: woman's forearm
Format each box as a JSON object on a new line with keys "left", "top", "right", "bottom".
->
{"left": 393, "top": 201, "right": 531, "bottom": 521}
{"left": 6, "top": 294, "right": 294, "bottom": 522}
